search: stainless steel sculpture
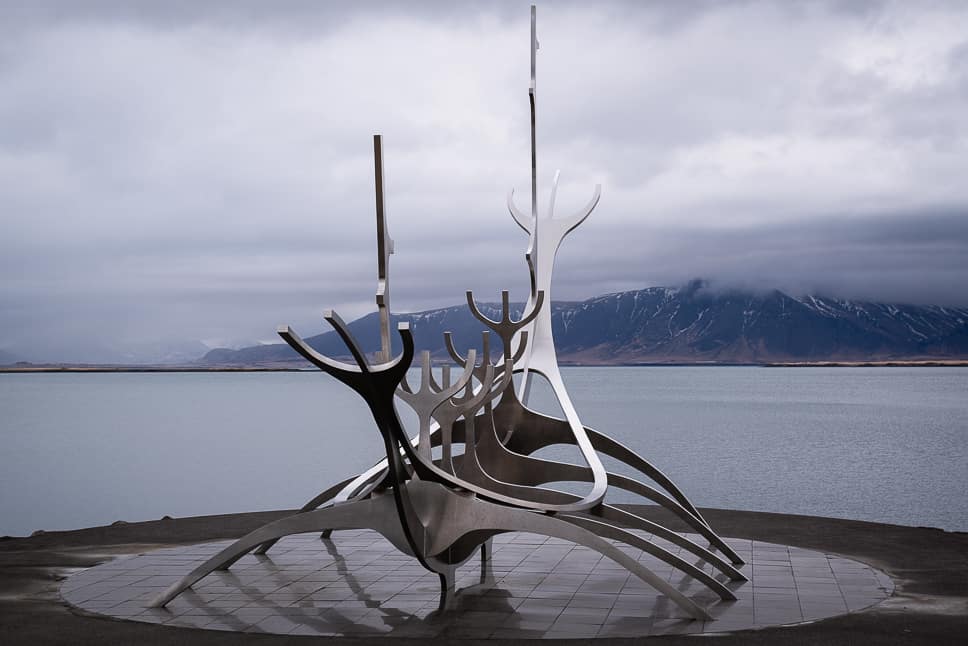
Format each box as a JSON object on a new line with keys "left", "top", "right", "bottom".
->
{"left": 151, "top": 5, "right": 746, "bottom": 621}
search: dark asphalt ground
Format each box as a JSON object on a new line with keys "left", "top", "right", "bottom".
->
{"left": 1, "top": 506, "right": 965, "bottom": 645}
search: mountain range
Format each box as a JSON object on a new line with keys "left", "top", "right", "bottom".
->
{"left": 200, "top": 281, "right": 968, "bottom": 366}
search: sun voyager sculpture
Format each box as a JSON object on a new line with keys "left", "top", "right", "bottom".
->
{"left": 152, "top": 6, "right": 746, "bottom": 621}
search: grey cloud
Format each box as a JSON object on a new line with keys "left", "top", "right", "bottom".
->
{"left": 2, "top": 1, "right": 968, "bottom": 362}
{"left": 556, "top": 208, "right": 968, "bottom": 307}
{"left": 0, "top": 1, "right": 725, "bottom": 32}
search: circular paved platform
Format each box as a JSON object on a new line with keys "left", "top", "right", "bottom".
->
{"left": 61, "top": 529, "right": 892, "bottom": 639}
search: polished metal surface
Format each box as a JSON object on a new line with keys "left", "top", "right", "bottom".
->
{"left": 156, "top": 4, "right": 745, "bottom": 625}
{"left": 373, "top": 134, "right": 394, "bottom": 364}
{"left": 506, "top": 5, "right": 609, "bottom": 512}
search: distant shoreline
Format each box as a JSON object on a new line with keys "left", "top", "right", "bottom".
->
{"left": 3, "top": 359, "right": 967, "bottom": 373}
{"left": 0, "top": 366, "right": 303, "bottom": 373}
{"left": 763, "top": 360, "right": 968, "bottom": 367}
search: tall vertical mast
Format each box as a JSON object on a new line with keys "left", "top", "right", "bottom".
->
{"left": 518, "top": 4, "right": 540, "bottom": 402}
{"left": 373, "top": 134, "right": 394, "bottom": 363}
{"left": 530, "top": 5, "right": 538, "bottom": 224}
{"left": 505, "top": 6, "right": 608, "bottom": 511}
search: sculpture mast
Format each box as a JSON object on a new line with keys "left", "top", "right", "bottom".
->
{"left": 530, "top": 4, "right": 538, "bottom": 226}
{"left": 373, "top": 134, "right": 394, "bottom": 363}
{"left": 519, "top": 5, "right": 540, "bottom": 402}
{"left": 507, "top": 6, "right": 608, "bottom": 509}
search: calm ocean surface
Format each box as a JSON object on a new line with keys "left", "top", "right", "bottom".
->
{"left": 1, "top": 367, "right": 966, "bottom": 537}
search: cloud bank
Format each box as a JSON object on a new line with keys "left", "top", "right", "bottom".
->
{"left": 2, "top": 1, "right": 967, "bottom": 362}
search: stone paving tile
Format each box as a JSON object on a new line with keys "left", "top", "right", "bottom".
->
{"left": 598, "top": 619, "right": 655, "bottom": 638}
{"left": 61, "top": 530, "right": 893, "bottom": 639}
{"left": 544, "top": 621, "right": 602, "bottom": 638}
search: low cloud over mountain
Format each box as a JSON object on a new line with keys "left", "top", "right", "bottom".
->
{"left": 203, "top": 282, "right": 968, "bottom": 366}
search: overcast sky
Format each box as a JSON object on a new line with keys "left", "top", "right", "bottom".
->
{"left": 2, "top": 0, "right": 968, "bottom": 362}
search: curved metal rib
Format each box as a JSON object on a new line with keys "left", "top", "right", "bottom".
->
{"left": 433, "top": 406, "right": 743, "bottom": 592}
{"left": 493, "top": 394, "right": 738, "bottom": 562}
{"left": 461, "top": 291, "right": 609, "bottom": 512}
{"left": 559, "top": 515, "right": 737, "bottom": 600}
{"left": 397, "top": 349, "right": 475, "bottom": 461}
{"left": 444, "top": 330, "right": 485, "bottom": 370}
{"left": 584, "top": 429, "right": 713, "bottom": 531}
{"left": 154, "top": 478, "right": 715, "bottom": 621}
{"left": 407, "top": 482, "right": 713, "bottom": 622}
{"left": 298, "top": 318, "right": 630, "bottom": 552}
{"left": 508, "top": 418, "right": 744, "bottom": 565}
{"left": 453, "top": 440, "right": 738, "bottom": 581}
{"left": 451, "top": 413, "right": 744, "bottom": 583}
{"left": 278, "top": 324, "right": 360, "bottom": 377}
{"left": 446, "top": 330, "right": 530, "bottom": 372}
{"left": 606, "top": 473, "right": 737, "bottom": 563}
{"left": 433, "top": 353, "right": 512, "bottom": 475}
{"left": 558, "top": 180, "right": 601, "bottom": 234}
{"left": 467, "top": 419, "right": 741, "bottom": 566}
{"left": 418, "top": 409, "right": 720, "bottom": 559}
{"left": 391, "top": 368, "right": 586, "bottom": 511}
{"left": 507, "top": 187, "right": 532, "bottom": 234}
{"left": 286, "top": 390, "right": 740, "bottom": 565}
{"left": 150, "top": 495, "right": 407, "bottom": 608}
{"left": 508, "top": 178, "right": 600, "bottom": 241}
{"left": 275, "top": 317, "right": 444, "bottom": 586}
{"left": 587, "top": 505, "right": 745, "bottom": 582}
{"left": 298, "top": 475, "right": 359, "bottom": 512}
{"left": 253, "top": 475, "right": 356, "bottom": 555}
{"left": 465, "top": 289, "right": 545, "bottom": 362}
{"left": 459, "top": 406, "right": 736, "bottom": 561}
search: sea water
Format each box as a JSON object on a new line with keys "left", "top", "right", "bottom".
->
{"left": 1, "top": 367, "right": 965, "bottom": 536}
